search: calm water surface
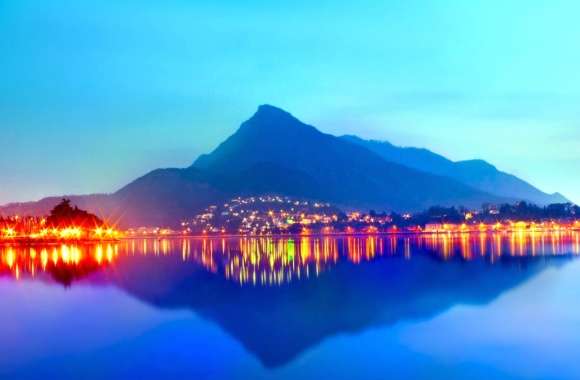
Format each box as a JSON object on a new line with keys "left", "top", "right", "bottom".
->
{"left": 1, "top": 232, "right": 580, "bottom": 379}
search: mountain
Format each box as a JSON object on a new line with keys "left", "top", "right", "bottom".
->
{"left": 2, "top": 104, "right": 562, "bottom": 227}
{"left": 191, "top": 104, "right": 504, "bottom": 210}
{"left": 341, "top": 135, "right": 567, "bottom": 206}
{"left": 111, "top": 167, "right": 227, "bottom": 226}
{"left": 0, "top": 194, "right": 116, "bottom": 221}
{"left": 0, "top": 170, "right": 225, "bottom": 227}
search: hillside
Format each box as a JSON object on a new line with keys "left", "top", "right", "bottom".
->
{"left": 342, "top": 135, "right": 567, "bottom": 205}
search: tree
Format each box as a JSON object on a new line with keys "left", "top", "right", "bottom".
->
{"left": 46, "top": 199, "right": 104, "bottom": 228}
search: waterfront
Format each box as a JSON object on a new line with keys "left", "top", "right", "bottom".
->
{"left": 1, "top": 232, "right": 580, "bottom": 379}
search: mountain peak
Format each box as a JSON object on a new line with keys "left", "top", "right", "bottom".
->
{"left": 238, "top": 104, "right": 311, "bottom": 134}
{"left": 251, "top": 104, "right": 296, "bottom": 123}
{"left": 256, "top": 104, "right": 288, "bottom": 114}
{"left": 193, "top": 104, "right": 316, "bottom": 169}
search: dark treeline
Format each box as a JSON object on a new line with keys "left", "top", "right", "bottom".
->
{"left": 0, "top": 199, "right": 105, "bottom": 231}
{"left": 46, "top": 199, "right": 104, "bottom": 228}
{"left": 389, "top": 202, "right": 580, "bottom": 227}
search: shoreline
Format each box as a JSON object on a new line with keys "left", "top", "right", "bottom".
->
{"left": 126, "top": 228, "right": 580, "bottom": 240}
{"left": 2, "top": 228, "right": 579, "bottom": 245}
{"left": 0, "top": 238, "right": 120, "bottom": 246}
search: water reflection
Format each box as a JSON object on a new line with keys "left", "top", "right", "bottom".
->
{"left": 0, "top": 243, "right": 118, "bottom": 285}
{"left": 1, "top": 231, "right": 579, "bottom": 286}
{"left": 1, "top": 232, "right": 578, "bottom": 368}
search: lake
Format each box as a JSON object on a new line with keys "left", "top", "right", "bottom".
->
{"left": 1, "top": 232, "right": 580, "bottom": 379}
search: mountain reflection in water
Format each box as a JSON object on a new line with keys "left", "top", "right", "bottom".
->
{"left": 0, "top": 231, "right": 578, "bottom": 368}
{"left": 1, "top": 232, "right": 578, "bottom": 286}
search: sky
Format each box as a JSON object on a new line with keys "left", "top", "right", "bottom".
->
{"left": 1, "top": 0, "right": 579, "bottom": 204}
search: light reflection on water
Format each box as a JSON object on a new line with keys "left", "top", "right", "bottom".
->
{"left": 1, "top": 231, "right": 579, "bottom": 286}
{"left": 1, "top": 232, "right": 580, "bottom": 379}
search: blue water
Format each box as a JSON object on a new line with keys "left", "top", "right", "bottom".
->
{"left": 1, "top": 234, "right": 580, "bottom": 379}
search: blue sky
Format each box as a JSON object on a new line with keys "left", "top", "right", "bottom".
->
{"left": 1, "top": 0, "right": 579, "bottom": 204}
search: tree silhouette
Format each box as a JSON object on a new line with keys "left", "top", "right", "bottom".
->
{"left": 46, "top": 199, "right": 104, "bottom": 228}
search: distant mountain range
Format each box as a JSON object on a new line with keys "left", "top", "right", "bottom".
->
{"left": 0, "top": 105, "right": 568, "bottom": 227}
{"left": 341, "top": 135, "right": 566, "bottom": 206}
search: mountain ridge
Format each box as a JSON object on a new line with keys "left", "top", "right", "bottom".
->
{"left": 0, "top": 104, "right": 567, "bottom": 227}
{"left": 191, "top": 104, "right": 506, "bottom": 211}
{"left": 341, "top": 134, "right": 567, "bottom": 205}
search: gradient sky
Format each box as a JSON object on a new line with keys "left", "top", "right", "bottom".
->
{"left": 1, "top": 0, "right": 579, "bottom": 204}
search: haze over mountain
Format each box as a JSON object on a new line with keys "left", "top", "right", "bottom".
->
{"left": 341, "top": 135, "right": 567, "bottom": 206}
{"left": 0, "top": 105, "right": 567, "bottom": 227}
